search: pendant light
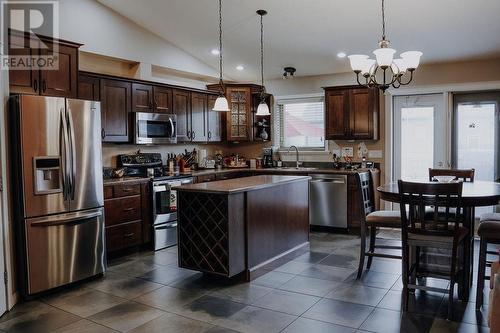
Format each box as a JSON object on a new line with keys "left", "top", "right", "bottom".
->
{"left": 212, "top": 0, "right": 230, "bottom": 111}
{"left": 256, "top": 9, "right": 270, "bottom": 116}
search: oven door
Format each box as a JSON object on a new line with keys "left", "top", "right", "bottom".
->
{"left": 135, "top": 112, "right": 177, "bottom": 144}
{"left": 152, "top": 177, "right": 194, "bottom": 225}
{"left": 154, "top": 221, "right": 177, "bottom": 250}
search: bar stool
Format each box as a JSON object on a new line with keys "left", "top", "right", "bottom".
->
{"left": 476, "top": 213, "right": 500, "bottom": 310}
{"left": 355, "top": 172, "right": 402, "bottom": 279}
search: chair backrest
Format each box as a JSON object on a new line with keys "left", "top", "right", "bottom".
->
{"left": 428, "top": 168, "right": 475, "bottom": 182}
{"left": 356, "top": 172, "right": 375, "bottom": 218}
{"left": 398, "top": 180, "right": 464, "bottom": 237}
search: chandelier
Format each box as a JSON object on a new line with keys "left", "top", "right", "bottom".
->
{"left": 348, "top": 0, "right": 422, "bottom": 92}
{"left": 256, "top": 9, "right": 270, "bottom": 116}
{"left": 212, "top": 0, "right": 230, "bottom": 112}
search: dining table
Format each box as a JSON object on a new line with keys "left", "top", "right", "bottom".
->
{"left": 377, "top": 180, "right": 500, "bottom": 299}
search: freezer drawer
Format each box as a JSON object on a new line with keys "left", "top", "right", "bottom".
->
{"left": 25, "top": 208, "right": 106, "bottom": 294}
{"left": 154, "top": 221, "right": 177, "bottom": 251}
{"left": 309, "top": 175, "right": 348, "bottom": 228}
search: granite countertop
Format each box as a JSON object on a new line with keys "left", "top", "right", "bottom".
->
{"left": 103, "top": 177, "right": 150, "bottom": 185}
{"left": 174, "top": 175, "right": 311, "bottom": 194}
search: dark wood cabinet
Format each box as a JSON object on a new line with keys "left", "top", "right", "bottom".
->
{"left": 132, "top": 83, "right": 153, "bottom": 112}
{"left": 78, "top": 73, "right": 100, "bottom": 101}
{"left": 153, "top": 86, "right": 172, "bottom": 113}
{"left": 191, "top": 92, "right": 208, "bottom": 142}
{"left": 226, "top": 86, "right": 252, "bottom": 142}
{"left": 100, "top": 79, "right": 132, "bottom": 143}
{"left": 324, "top": 86, "right": 379, "bottom": 140}
{"left": 9, "top": 31, "right": 80, "bottom": 98}
{"left": 207, "top": 95, "right": 222, "bottom": 142}
{"left": 104, "top": 181, "right": 151, "bottom": 254}
{"left": 172, "top": 89, "right": 191, "bottom": 142}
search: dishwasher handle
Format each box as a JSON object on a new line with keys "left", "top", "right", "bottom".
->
{"left": 310, "top": 178, "right": 346, "bottom": 184}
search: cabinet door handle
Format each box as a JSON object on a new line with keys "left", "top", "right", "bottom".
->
{"left": 187, "top": 130, "right": 191, "bottom": 139}
{"left": 42, "top": 80, "right": 47, "bottom": 93}
{"left": 192, "top": 131, "right": 196, "bottom": 140}
{"left": 124, "top": 232, "right": 135, "bottom": 238}
{"left": 154, "top": 100, "right": 158, "bottom": 109}
{"left": 123, "top": 207, "right": 135, "bottom": 212}
{"left": 101, "top": 128, "right": 106, "bottom": 139}
{"left": 208, "top": 131, "right": 211, "bottom": 140}
{"left": 33, "top": 79, "right": 38, "bottom": 92}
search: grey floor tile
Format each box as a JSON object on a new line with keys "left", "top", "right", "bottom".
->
{"left": 325, "top": 283, "right": 388, "bottom": 307}
{"left": 251, "top": 289, "right": 320, "bottom": 315}
{"left": 282, "top": 317, "right": 356, "bottom": 333}
{"left": 278, "top": 275, "right": 339, "bottom": 297}
{"left": 293, "top": 252, "right": 330, "bottom": 264}
{"left": 302, "top": 299, "right": 374, "bottom": 329}
{"left": 250, "top": 271, "right": 295, "bottom": 289}
{"left": 359, "top": 308, "right": 435, "bottom": 333}
{"left": 205, "top": 327, "right": 242, "bottom": 333}
{"left": 355, "top": 270, "right": 399, "bottom": 289}
{"left": 211, "top": 283, "right": 273, "bottom": 304}
{"left": 135, "top": 250, "right": 178, "bottom": 266}
{"left": 437, "top": 300, "right": 489, "bottom": 327}
{"left": 172, "top": 295, "right": 246, "bottom": 323}
{"left": 0, "top": 301, "right": 81, "bottom": 333}
{"left": 139, "top": 266, "right": 198, "bottom": 285}
{"left": 52, "top": 319, "right": 119, "bottom": 333}
{"left": 88, "top": 301, "right": 164, "bottom": 332}
{"left": 168, "top": 272, "right": 226, "bottom": 291}
{"left": 390, "top": 276, "right": 449, "bottom": 291}
{"left": 299, "top": 264, "right": 356, "bottom": 282}
{"left": 128, "top": 312, "right": 214, "bottom": 333}
{"left": 134, "top": 285, "right": 207, "bottom": 312}
{"left": 318, "top": 253, "right": 359, "bottom": 269}
{"left": 429, "top": 318, "right": 490, "bottom": 333}
{"left": 107, "top": 258, "right": 161, "bottom": 277}
{"left": 88, "top": 271, "right": 163, "bottom": 299}
{"left": 274, "top": 261, "right": 312, "bottom": 274}
{"left": 42, "top": 288, "right": 126, "bottom": 317}
{"left": 214, "top": 305, "right": 297, "bottom": 333}
{"left": 364, "top": 258, "right": 402, "bottom": 274}
{"left": 378, "top": 289, "right": 444, "bottom": 315}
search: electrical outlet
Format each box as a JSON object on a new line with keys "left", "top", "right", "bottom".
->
{"left": 368, "top": 150, "right": 383, "bottom": 158}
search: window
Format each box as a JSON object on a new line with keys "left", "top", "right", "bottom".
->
{"left": 276, "top": 97, "right": 325, "bottom": 150}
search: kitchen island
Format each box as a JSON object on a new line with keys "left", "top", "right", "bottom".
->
{"left": 175, "top": 175, "right": 310, "bottom": 280}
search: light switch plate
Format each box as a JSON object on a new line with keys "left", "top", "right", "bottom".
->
{"left": 368, "top": 150, "right": 383, "bottom": 158}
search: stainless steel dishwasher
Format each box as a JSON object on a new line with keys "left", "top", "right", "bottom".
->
{"left": 309, "top": 174, "right": 348, "bottom": 228}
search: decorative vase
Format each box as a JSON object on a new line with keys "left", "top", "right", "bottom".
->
{"left": 260, "top": 128, "right": 268, "bottom": 140}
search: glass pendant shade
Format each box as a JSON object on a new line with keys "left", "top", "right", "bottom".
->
{"left": 361, "top": 58, "right": 376, "bottom": 75}
{"left": 348, "top": 55, "right": 369, "bottom": 72}
{"left": 392, "top": 58, "right": 408, "bottom": 74}
{"left": 256, "top": 101, "right": 270, "bottom": 116}
{"left": 400, "top": 51, "right": 423, "bottom": 69}
{"left": 373, "top": 48, "right": 395, "bottom": 67}
{"left": 213, "top": 95, "right": 230, "bottom": 112}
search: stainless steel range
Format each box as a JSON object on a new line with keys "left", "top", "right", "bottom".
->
{"left": 118, "top": 153, "right": 194, "bottom": 250}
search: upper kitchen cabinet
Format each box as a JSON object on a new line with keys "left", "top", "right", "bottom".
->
{"left": 78, "top": 73, "right": 100, "bottom": 101}
{"left": 132, "top": 83, "right": 173, "bottom": 113}
{"left": 190, "top": 92, "right": 208, "bottom": 142}
{"left": 207, "top": 94, "right": 222, "bottom": 142}
{"left": 207, "top": 84, "right": 266, "bottom": 142}
{"left": 172, "top": 89, "right": 191, "bottom": 142}
{"left": 100, "top": 78, "right": 132, "bottom": 143}
{"left": 8, "top": 30, "right": 80, "bottom": 98}
{"left": 324, "top": 85, "right": 379, "bottom": 140}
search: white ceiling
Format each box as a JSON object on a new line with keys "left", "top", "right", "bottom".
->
{"left": 98, "top": 0, "right": 500, "bottom": 81}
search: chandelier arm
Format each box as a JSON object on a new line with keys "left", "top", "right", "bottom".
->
{"left": 398, "top": 70, "right": 414, "bottom": 86}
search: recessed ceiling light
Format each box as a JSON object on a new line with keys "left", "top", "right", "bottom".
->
{"left": 236, "top": 65, "right": 244, "bottom": 71}
{"left": 211, "top": 49, "right": 220, "bottom": 55}
{"left": 337, "top": 52, "right": 347, "bottom": 58}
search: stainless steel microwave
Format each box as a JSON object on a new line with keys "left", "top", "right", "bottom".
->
{"left": 135, "top": 112, "right": 177, "bottom": 144}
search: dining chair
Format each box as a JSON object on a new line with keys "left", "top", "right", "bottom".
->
{"left": 428, "top": 168, "right": 475, "bottom": 182}
{"left": 355, "top": 172, "right": 402, "bottom": 279}
{"left": 398, "top": 180, "right": 467, "bottom": 320}
{"left": 476, "top": 212, "right": 500, "bottom": 310}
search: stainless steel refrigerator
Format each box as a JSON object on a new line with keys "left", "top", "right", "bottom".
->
{"left": 10, "top": 95, "right": 105, "bottom": 296}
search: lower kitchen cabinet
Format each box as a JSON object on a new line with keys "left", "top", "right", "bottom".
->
{"left": 103, "top": 181, "right": 151, "bottom": 254}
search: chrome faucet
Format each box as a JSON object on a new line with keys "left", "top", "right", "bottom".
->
{"left": 287, "top": 145, "right": 301, "bottom": 168}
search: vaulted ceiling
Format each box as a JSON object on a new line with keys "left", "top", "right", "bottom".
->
{"left": 98, "top": 0, "right": 500, "bottom": 81}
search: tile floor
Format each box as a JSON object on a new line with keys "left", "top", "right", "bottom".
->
{"left": 0, "top": 232, "right": 493, "bottom": 333}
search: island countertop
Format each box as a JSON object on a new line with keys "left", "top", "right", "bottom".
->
{"left": 174, "top": 175, "right": 311, "bottom": 194}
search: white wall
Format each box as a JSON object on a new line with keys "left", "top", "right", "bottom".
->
{"left": 59, "top": 0, "right": 219, "bottom": 88}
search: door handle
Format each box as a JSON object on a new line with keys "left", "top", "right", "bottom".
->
{"left": 123, "top": 207, "right": 136, "bottom": 212}
{"left": 101, "top": 128, "right": 106, "bottom": 139}
{"left": 192, "top": 131, "right": 196, "bottom": 140}
{"left": 30, "top": 209, "right": 102, "bottom": 226}
{"left": 124, "top": 233, "right": 135, "bottom": 237}
{"left": 60, "top": 108, "right": 70, "bottom": 201}
{"left": 66, "top": 109, "right": 76, "bottom": 200}
{"left": 33, "top": 79, "right": 38, "bottom": 92}
{"left": 155, "top": 223, "right": 178, "bottom": 230}
{"left": 208, "top": 131, "right": 211, "bottom": 140}
{"left": 42, "top": 80, "right": 47, "bottom": 93}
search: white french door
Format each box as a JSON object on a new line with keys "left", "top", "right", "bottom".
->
{"left": 393, "top": 94, "right": 448, "bottom": 181}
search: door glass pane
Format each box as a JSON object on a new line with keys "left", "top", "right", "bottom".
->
{"left": 400, "top": 107, "right": 434, "bottom": 180}
{"left": 456, "top": 103, "right": 495, "bottom": 181}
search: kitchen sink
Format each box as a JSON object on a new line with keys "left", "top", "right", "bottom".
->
{"left": 277, "top": 167, "right": 319, "bottom": 171}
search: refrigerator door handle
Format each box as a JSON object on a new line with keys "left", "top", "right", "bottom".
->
{"left": 30, "top": 209, "right": 103, "bottom": 227}
{"left": 66, "top": 108, "right": 77, "bottom": 200}
{"left": 60, "top": 107, "right": 70, "bottom": 201}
